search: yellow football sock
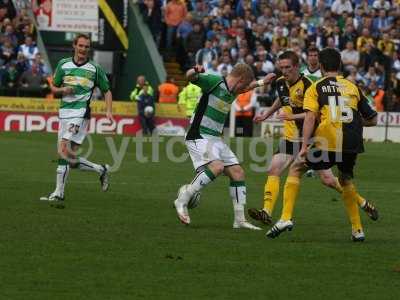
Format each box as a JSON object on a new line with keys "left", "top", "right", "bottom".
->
{"left": 334, "top": 177, "right": 343, "bottom": 193}
{"left": 342, "top": 183, "right": 363, "bottom": 232}
{"left": 280, "top": 176, "right": 300, "bottom": 221}
{"left": 262, "top": 176, "right": 280, "bottom": 214}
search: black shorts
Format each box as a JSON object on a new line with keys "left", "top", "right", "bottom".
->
{"left": 305, "top": 150, "right": 357, "bottom": 178}
{"left": 275, "top": 139, "right": 302, "bottom": 156}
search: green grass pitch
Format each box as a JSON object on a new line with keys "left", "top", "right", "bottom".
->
{"left": 1, "top": 132, "right": 400, "bottom": 299}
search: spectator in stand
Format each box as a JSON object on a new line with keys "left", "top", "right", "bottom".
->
{"left": 286, "top": 0, "right": 301, "bottom": 16}
{"left": 341, "top": 23, "right": 358, "bottom": 46}
{"left": 18, "top": 62, "right": 49, "bottom": 97}
{"left": 372, "top": 9, "right": 391, "bottom": 36}
{"left": 2, "top": 23, "right": 18, "bottom": 47}
{"left": 195, "top": 40, "right": 218, "bottom": 71}
{"left": 341, "top": 41, "right": 360, "bottom": 72}
{"left": 18, "top": 35, "right": 38, "bottom": 64}
{"left": 15, "top": 52, "right": 28, "bottom": 74}
{"left": 372, "top": 0, "right": 391, "bottom": 11}
{"left": 177, "top": 13, "right": 193, "bottom": 41}
{"left": 136, "top": 0, "right": 400, "bottom": 113}
{"left": 1, "top": 61, "right": 19, "bottom": 95}
{"left": 272, "top": 26, "right": 288, "bottom": 49}
{"left": 164, "top": 0, "right": 187, "bottom": 50}
{"left": 191, "top": 0, "right": 208, "bottom": 22}
{"left": 183, "top": 22, "right": 205, "bottom": 68}
{"left": 357, "top": 28, "right": 374, "bottom": 53}
{"left": 256, "top": 49, "right": 275, "bottom": 74}
{"left": 368, "top": 80, "right": 385, "bottom": 111}
{"left": 130, "top": 75, "right": 154, "bottom": 101}
{"left": 363, "top": 65, "right": 384, "bottom": 87}
{"left": 217, "top": 55, "right": 233, "bottom": 76}
{"left": 236, "top": 47, "right": 249, "bottom": 64}
{"left": 33, "top": 52, "right": 50, "bottom": 76}
{"left": 245, "top": 54, "right": 256, "bottom": 74}
{"left": 254, "top": 61, "right": 267, "bottom": 79}
{"left": 0, "top": 36, "right": 15, "bottom": 65}
{"left": 206, "top": 21, "right": 223, "bottom": 41}
{"left": 158, "top": 76, "right": 179, "bottom": 103}
{"left": 377, "top": 32, "right": 395, "bottom": 57}
{"left": 176, "top": 13, "right": 194, "bottom": 68}
{"left": 139, "top": 0, "right": 162, "bottom": 46}
{"left": 137, "top": 85, "right": 156, "bottom": 135}
{"left": 0, "top": 0, "right": 16, "bottom": 20}
{"left": 331, "top": 0, "right": 353, "bottom": 15}
{"left": 207, "top": 59, "right": 220, "bottom": 75}
{"left": 257, "top": 6, "right": 276, "bottom": 27}
{"left": 15, "top": 23, "right": 31, "bottom": 45}
{"left": 346, "top": 66, "right": 364, "bottom": 84}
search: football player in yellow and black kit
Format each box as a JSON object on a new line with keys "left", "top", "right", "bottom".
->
{"left": 267, "top": 48, "right": 378, "bottom": 241}
{"left": 248, "top": 50, "right": 345, "bottom": 224}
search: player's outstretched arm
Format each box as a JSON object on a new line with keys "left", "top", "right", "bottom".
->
{"left": 278, "top": 112, "right": 306, "bottom": 121}
{"left": 254, "top": 98, "right": 281, "bottom": 123}
{"left": 244, "top": 73, "right": 276, "bottom": 93}
{"left": 186, "top": 65, "right": 204, "bottom": 82}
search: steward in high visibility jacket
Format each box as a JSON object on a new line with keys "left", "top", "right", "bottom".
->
{"left": 130, "top": 75, "right": 154, "bottom": 101}
{"left": 178, "top": 82, "right": 201, "bottom": 117}
{"left": 158, "top": 78, "right": 179, "bottom": 103}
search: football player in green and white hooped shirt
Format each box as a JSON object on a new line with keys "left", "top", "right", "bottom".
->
{"left": 300, "top": 46, "right": 322, "bottom": 82}
{"left": 174, "top": 63, "right": 276, "bottom": 230}
{"left": 40, "top": 33, "right": 113, "bottom": 208}
{"left": 300, "top": 46, "right": 321, "bottom": 178}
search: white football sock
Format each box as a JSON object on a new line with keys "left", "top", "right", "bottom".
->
{"left": 77, "top": 157, "right": 104, "bottom": 174}
{"left": 229, "top": 181, "right": 246, "bottom": 222}
{"left": 187, "top": 168, "right": 216, "bottom": 194}
{"left": 54, "top": 164, "right": 70, "bottom": 197}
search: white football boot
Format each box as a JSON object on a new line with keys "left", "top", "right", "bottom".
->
{"left": 233, "top": 220, "right": 262, "bottom": 230}
{"left": 266, "top": 219, "right": 294, "bottom": 238}
{"left": 174, "top": 185, "right": 191, "bottom": 225}
{"left": 100, "top": 164, "right": 110, "bottom": 192}
{"left": 40, "top": 192, "right": 65, "bottom": 209}
{"left": 351, "top": 229, "right": 365, "bottom": 242}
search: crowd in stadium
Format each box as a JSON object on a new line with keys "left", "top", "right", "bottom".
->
{"left": 138, "top": 0, "right": 400, "bottom": 113}
{"left": 0, "top": 3, "right": 50, "bottom": 97}
{"left": 1, "top": 0, "right": 400, "bottom": 113}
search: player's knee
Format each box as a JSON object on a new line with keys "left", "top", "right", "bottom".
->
{"left": 231, "top": 167, "right": 245, "bottom": 181}
{"left": 320, "top": 176, "right": 337, "bottom": 189}
{"left": 208, "top": 161, "right": 224, "bottom": 176}
{"left": 57, "top": 147, "right": 68, "bottom": 159}
{"left": 267, "top": 168, "right": 280, "bottom": 176}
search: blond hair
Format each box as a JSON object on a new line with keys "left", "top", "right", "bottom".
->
{"left": 230, "top": 63, "right": 255, "bottom": 85}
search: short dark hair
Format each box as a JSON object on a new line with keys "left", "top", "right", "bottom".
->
{"left": 306, "top": 46, "right": 319, "bottom": 56}
{"left": 278, "top": 50, "right": 299, "bottom": 66}
{"left": 319, "top": 48, "right": 341, "bottom": 72}
{"left": 73, "top": 33, "right": 90, "bottom": 45}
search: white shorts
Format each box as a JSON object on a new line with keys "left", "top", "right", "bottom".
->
{"left": 185, "top": 138, "right": 239, "bottom": 171}
{"left": 58, "top": 118, "right": 89, "bottom": 145}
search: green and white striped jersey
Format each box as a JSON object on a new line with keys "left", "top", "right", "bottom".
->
{"left": 300, "top": 65, "right": 322, "bottom": 82}
{"left": 186, "top": 73, "right": 235, "bottom": 139}
{"left": 53, "top": 57, "right": 110, "bottom": 119}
